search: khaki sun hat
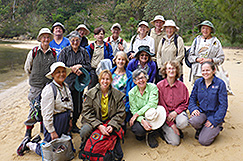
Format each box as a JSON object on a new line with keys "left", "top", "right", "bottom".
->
{"left": 111, "top": 23, "right": 122, "bottom": 31}
{"left": 75, "top": 24, "right": 90, "bottom": 35}
{"left": 138, "top": 21, "right": 149, "bottom": 28}
{"left": 198, "top": 20, "right": 215, "bottom": 33}
{"left": 51, "top": 22, "right": 66, "bottom": 33}
{"left": 45, "top": 62, "right": 71, "bottom": 79}
{"left": 37, "top": 28, "right": 53, "bottom": 42}
{"left": 145, "top": 105, "right": 166, "bottom": 130}
{"left": 163, "top": 20, "right": 179, "bottom": 32}
{"left": 150, "top": 15, "right": 165, "bottom": 26}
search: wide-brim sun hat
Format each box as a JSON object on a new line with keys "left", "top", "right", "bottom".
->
{"left": 138, "top": 21, "right": 149, "bottom": 28}
{"left": 37, "top": 28, "right": 53, "bottom": 42}
{"left": 150, "top": 15, "right": 165, "bottom": 26}
{"left": 75, "top": 24, "right": 90, "bottom": 35}
{"left": 110, "top": 23, "right": 122, "bottom": 31}
{"left": 74, "top": 68, "right": 90, "bottom": 92}
{"left": 163, "top": 20, "right": 179, "bottom": 32}
{"left": 145, "top": 105, "right": 166, "bottom": 130}
{"left": 45, "top": 62, "right": 71, "bottom": 79}
{"left": 135, "top": 45, "right": 155, "bottom": 57}
{"left": 51, "top": 22, "right": 66, "bottom": 33}
{"left": 198, "top": 20, "right": 215, "bottom": 33}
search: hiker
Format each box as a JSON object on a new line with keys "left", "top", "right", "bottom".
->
{"left": 157, "top": 20, "right": 185, "bottom": 82}
{"left": 49, "top": 22, "right": 70, "bottom": 60}
{"left": 105, "top": 23, "right": 128, "bottom": 56}
{"left": 22, "top": 28, "right": 56, "bottom": 139}
{"left": 129, "top": 69, "right": 167, "bottom": 148}
{"left": 58, "top": 31, "right": 91, "bottom": 133}
{"left": 188, "top": 61, "right": 228, "bottom": 146}
{"left": 75, "top": 24, "right": 90, "bottom": 48}
{"left": 157, "top": 60, "right": 189, "bottom": 146}
{"left": 79, "top": 69, "right": 125, "bottom": 160}
{"left": 17, "top": 62, "right": 73, "bottom": 156}
{"left": 150, "top": 15, "right": 166, "bottom": 61}
{"left": 188, "top": 20, "right": 224, "bottom": 83}
{"left": 128, "top": 21, "right": 155, "bottom": 59}
{"left": 110, "top": 51, "right": 135, "bottom": 132}
{"left": 86, "top": 27, "right": 114, "bottom": 89}
{"left": 127, "top": 45, "right": 156, "bottom": 83}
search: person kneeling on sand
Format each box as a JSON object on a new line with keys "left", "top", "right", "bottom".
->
{"left": 129, "top": 69, "right": 166, "bottom": 148}
{"left": 17, "top": 62, "right": 73, "bottom": 156}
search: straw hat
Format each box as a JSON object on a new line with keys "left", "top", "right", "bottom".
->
{"left": 75, "top": 24, "right": 90, "bottom": 35}
{"left": 51, "top": 22, "right": 66, "bottom": 33}
{"left": 138, "top": 21, "right": 149, "bottom": 28}
{"left": 150, "top": 15, "right": 165, "bottom": 26}
{"left": 163, "top": 20, "right": 179, "bottom": 32}
{"left": 37, "top": 28, "right": 53, "bottom": 42}
{"left": 111, "top": 23, "right": 122, "bottom": 31}
{"left": 74, "top": 68, "right": 90, "bottom": 92}
{"left": 45, "top": 62, "right": 71, "bottom": 79}
{"left": 145, "top": 105, "right": 166, "bottom": 130}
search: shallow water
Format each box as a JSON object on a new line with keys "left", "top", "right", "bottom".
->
{"left": 0, "top": 42, "right": 29, "bottom": 92}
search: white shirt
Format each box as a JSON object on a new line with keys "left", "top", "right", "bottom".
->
{"left": 104, "top": 36, "right": 128, "bottom": 56}
{"left": 130, "top": 35, "right": 155, "bottom": 54}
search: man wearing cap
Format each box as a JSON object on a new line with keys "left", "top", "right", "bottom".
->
{"left": 105, "top": 23, "right": 128, "bottom": 56}
{"left": 22, "top": 28, "right": 56, "bottom": 141}
{"left": 75, "top": 24, "right": 90, "bottom": 48}
{"left": 49, "top": 22, "right": 70, "bottom": 60}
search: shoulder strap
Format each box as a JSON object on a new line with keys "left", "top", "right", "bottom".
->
{"left": 174, "top": 34, "right": 179, "bottom": 56}
{"left": 131, "top": 34, "right": 137, "bottom": 51}
{"left": 107, "top": 36, "right": 110, "bottom": 42}
{"left": 120, "top": 38, "right": 123, "bottom": 43}
{"left": 148, "top": 28, "right": 151, "bottom": 36}
{"left": 90, "top": 43, "right": 95, "bottom": 58}
{"left": 32, "top": 46, "right": 38, "bottom": 59}
{"left": 105, "top": 42, "right": 109, "bottom": 54}
{"left": 50, "top": 48, "right": 56, "bottom": 58}
{"left": 50, "top": 82, "right": 57, "bottom": 100}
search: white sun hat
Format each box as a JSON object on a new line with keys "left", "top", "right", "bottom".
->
{"left": 138, "top": 21, "right": 149, "bottom": 28}
{"left": 150, "top": 15, "right": 165, "bottom": 26}
{"left": 145, "top": 105, "right": 166, "bottom": 130}
{"left": 111, "top": 23, "right": 122, "bottom": 31}
{"left": 75, "top": 24, "right": 90, "bottom": 35}
{"left": 37, "top": 28, "right": 53, "bottom": 42}
{"left": 163, "top": 20, "right": 179, "bottom": 32}
{"left": 45, "top": 62, "right": 72, "bottom": 79}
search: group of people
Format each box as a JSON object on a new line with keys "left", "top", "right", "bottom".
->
{"left": 16, "top": 14, "right": 228, "bottom": 161}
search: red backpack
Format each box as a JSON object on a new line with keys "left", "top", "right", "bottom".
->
{"left": 32, "top": 46, "right": 56, "bottom": 59}
{"left": 79, "top": 124, "right": 124, "bottom": 161}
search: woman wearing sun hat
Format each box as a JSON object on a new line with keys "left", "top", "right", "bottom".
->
{"left": 188, "top": 20, "right": 224, "bottom": 83}
{"left": 127, "top": 45, "right": 156, "bottom": 83}
{"left": 76, "top": 24, "right": 90, "bottom": 48}
{"left": 128, "top": 21, "right": 155, "bottom": 59}
{"left": 17, "top": 62, "right": 73, "bottom": 156}
{"left": 157, "top": 20, "right": 185, "bottom": 82}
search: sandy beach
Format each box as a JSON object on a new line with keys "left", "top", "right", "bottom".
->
{"left": 0, "top": 41, "right": 242, "bottom": 160}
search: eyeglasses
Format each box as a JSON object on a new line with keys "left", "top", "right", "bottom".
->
{"left": 71, "top": 39, "right": 80, "bottom": 43}
{"left": 140, "top": 54, "right": 149, "bottom": 57}
{"left": 61, "top": 97, "right": 70, "bottom": 102}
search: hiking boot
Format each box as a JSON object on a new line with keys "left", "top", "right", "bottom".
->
{"left": 31, "top": 134, "right": 41, "bottom": 143}
{"left": 179, "top": 129, "right": 184, "bottom": 139}
{"left": 195, "top": 128, "right": 202, "bottom": 140}
{"left": 135, "top": 135, "right": 145, "bottom": 141}
{"left": 17, "top": 136, "right": 30, "bottom": 156}
{"left": 40, "top": 122, "right": 44, "bottom": 133}
{"left": 71, "top": 124, "right": 80, "bottom": 133}
{"left": 146, "top": 132, "right": 158, "bottom": 148}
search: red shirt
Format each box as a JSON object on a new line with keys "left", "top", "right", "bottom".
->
{"left": 157, "top": 79, "right": 189, "bottom": 127}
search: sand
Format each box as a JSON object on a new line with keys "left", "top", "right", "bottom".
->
{"left": 0, "top": 42, "right": 242, "bottom": 160}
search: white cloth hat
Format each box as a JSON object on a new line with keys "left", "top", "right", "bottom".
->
{"left": 37, "top": 28, "right": 53, "bottom": 42}
{"left": 163, "top": 20, "right": 179, "bottom": 32}
{"left": 45, "top": 62, "right": 72, "bottom": 79}
{"left": 145, "top": 105, "right": 166, "bottom": 130}
{"left": 75, "top": 24, "right": 90, "bottom": 35}
{"left": 150, "top": 15, "right": 165, "bottom": 26}
{"left": 111, "top": 23, "right": 122, "bottom": 31}
{"left": 138, "top": 21, "right": 149, "bottom": 28}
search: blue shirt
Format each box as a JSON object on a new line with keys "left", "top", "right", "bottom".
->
{"left": 49, "top": 37, "right": 70, "bottom": 60}
{"left": 188, "top": 76, "right": 228, "bottom": 126}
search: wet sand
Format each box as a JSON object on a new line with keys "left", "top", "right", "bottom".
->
{"left": 0, "top": 42, "right": 242, "bottom": 160}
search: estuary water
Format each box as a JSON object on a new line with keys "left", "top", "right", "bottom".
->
{"left": 0, "top": 40, "right": 29, "bottom": 92}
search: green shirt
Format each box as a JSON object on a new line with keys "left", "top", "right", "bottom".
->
{"left": 128, "top": 83, "right": 158, "bottom": 122}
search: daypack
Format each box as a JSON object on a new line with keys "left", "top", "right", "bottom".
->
{"left": 185, "top": 37, "right": 198, "bottom": 68}
{"left": 89, "top": 42, "right": 110, "bottom": 59}
{"left": 32, "top": 46, "right": 56, "bottom": 59}
{"left": 79, "top": 124, "right": 124, "bottom": 161}
{"left": 107, "top": 37, "right": 123, "bottom": 45}
{"left": 161, "top": 34, "right": 186, "bottom": 63}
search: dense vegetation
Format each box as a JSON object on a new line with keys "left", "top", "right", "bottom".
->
{"left": 0, "top": 0, "right": 242, "bottom": 46}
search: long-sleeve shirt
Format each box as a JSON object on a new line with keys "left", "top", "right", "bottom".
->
{"left": 129, "top": 83, "right": 158, "bottom": 122}
{"left": 188, "top": 76, "right": 228, "bottom": 127}
{"left": 157, "top": 79, "right": 189, "bottom": 127}
{"left": 129, "top": 35, "right": 155, "bottom": 54}
{"left": 41, "top": 80, "right": 73, "bottom": 133}
{"left": 104, "top": 36, "right": 128, "bottom": 56}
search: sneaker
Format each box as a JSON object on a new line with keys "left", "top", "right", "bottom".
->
{"left": 71, "top": 124, "right": 80, "bottom": 133}
{"left": 195, "top": 129, "right": 201, "bottom": 140}
{"left": 135, "top": 135, "right": 145, "bottom": 141}
{"left": 31, "top": 134, "right": 41, "bottom": 143}
{"left": 146, "top": 132, "right": 158, "bottom": 148}
{"left": 17, "top": 136, "right": 30, "bottom": 156}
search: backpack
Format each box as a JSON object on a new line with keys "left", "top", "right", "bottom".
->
{"left": 32, "top": 46, "right": 56, "bottom": 59}
{"left": 79, "top": 124, "right": 124, "bottom": 161}
{"left": 107, "top": 37, "right": 123, "bottom": 45}
{"left": 89, "top": 42, "right": 110, "bottom": 59}
{"left": 185, "top": 37, "right": 198, "bottom": 68}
